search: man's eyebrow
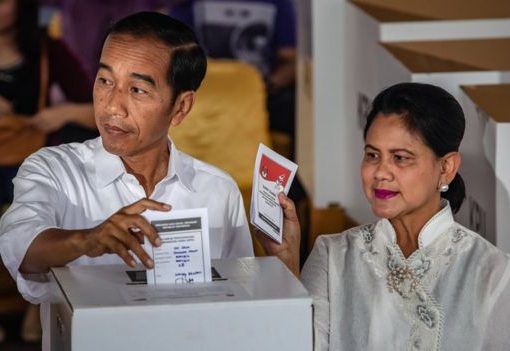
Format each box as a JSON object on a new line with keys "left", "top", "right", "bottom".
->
{"left": 130, "top": 72, "right": 156, "bottom": 87}
{"left": 98, "top": 62, "right": 112, "bottom": 71}
{"left": 97, "top": 63, "right": 156, "bottom": 87}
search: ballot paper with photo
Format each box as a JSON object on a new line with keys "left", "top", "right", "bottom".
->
{"left": 250, "top": 144, "right": 298, "bottom": 243}
{"left": 143, "top": 208, "right": 212, "bottom": 285}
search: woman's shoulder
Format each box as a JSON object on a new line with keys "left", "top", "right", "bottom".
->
{"left": 313, "top": 223, "right": 375, "bottom": 251}
{"left": 454, "top": 222, "right": 510, "bottom": 266}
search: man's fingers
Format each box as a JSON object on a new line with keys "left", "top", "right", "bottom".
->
{"left": 119, "top": 214, "right": 161, "bottom": 247}
{"left": 101, "top": 236, "right": 137, "bottom": 268}
{"left": 123, "top": 198, "right": 171, "bottom": 215}
{"left": 106, "top": 228, "right": 154, "bottom": 268}
{"left": 278, "top": 192, "right": 298, "bottom": 221}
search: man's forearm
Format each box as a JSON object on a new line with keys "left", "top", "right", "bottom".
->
{"left": 19, "top": 228, "right": 92, "bottom": 274}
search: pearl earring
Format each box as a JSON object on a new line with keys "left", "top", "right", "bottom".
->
{"left": 439, "top": 184, "right": 449, "bottom": 193}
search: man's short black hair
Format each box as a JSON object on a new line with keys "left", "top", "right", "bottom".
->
{"left": 107, "top": 12, "right": 207, "bottom": 101}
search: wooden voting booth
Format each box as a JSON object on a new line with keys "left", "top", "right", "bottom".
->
{"left": 297, "top": 0, "right": 510, "bottom": 250}
{"left": 460, "top": 84, "right": 510, "bottom": 252}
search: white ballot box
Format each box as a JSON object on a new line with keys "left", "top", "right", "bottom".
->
{"left": 49, "top": 257, "right": 312, "bottom": 351}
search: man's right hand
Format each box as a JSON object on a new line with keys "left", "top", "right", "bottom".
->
{"left": 83, "top": 199, "right": 171, "bottom": 268}
{"left": 19, "top": 199, "right": 171, "bottom": 274}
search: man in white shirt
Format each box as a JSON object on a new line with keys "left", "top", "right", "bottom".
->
{"left": 0, "top": 12, "right": 253, "bottom": 349}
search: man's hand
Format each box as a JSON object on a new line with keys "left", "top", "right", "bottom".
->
{"left": 20, "top": 199, "right": 172, "bottom": 274}
{"left": 255, "top": 193, "right": 301, "bottom": 276}
{"left": 83, "top": 198, "right": 171, "bottom": 268}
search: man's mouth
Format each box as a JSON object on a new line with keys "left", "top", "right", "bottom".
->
{"left": 374, "top": 189, "right": 399, "bottom": 200}
{"left": 103, "top": 123, "right": 129, "bottom": 135}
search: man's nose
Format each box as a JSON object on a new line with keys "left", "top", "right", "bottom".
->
{"left": 106, "top": 87, "right": 127, "bottom": 117}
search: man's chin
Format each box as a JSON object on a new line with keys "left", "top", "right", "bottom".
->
{"left": 101, "top": 139, "right": 129, "bottom": 157}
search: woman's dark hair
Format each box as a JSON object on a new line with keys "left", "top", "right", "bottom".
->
{"left": 363, "top": 82, "right": 466, "bottom": 213}
{"left": 106, "top": 12, "right": 207, "bottom": 103}
{"left": 14, "top": 0, "right": 41, "bottom": 60}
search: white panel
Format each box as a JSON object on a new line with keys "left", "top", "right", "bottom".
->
{"left": 380, "top": 18, "right": 510, "bottom": 42}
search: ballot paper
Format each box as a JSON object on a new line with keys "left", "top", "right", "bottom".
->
{"left": 143, "top": 208, "right": 212, "bottom": 285}
{"left": 250, "top": 144, "right": 298, "bottom": 243}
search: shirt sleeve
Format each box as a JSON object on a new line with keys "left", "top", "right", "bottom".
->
{"left": 222, "top": 183, "right": 254, "bottom": 258}
{"left": 301, "top": 236, "right": 330, "bottom": 351}
{"left": 0, "top": 151, "right": 64, "bottom": 303}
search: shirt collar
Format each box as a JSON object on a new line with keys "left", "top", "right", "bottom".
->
{"left": 376, "top": 199, "right": 454, "bottom": 249}
{"left": 92, "top": 137, "right": 195, "bottom": 192}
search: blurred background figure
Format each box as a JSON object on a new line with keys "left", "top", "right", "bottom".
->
{"left": 168, "top": 0, "right": 307, "bottom": 258}
{"left": 41, "top": 0, "right": 165, "bottom": 81}
{"left": 0, "top": 0, "right": 96, "bottom": 347}
{"left": 169, "top": 0, "right": 297, "bottom": 152}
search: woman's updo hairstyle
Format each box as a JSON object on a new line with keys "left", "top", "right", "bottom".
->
{"left": 363, "top": 82, "right": 466, "bottom": 213}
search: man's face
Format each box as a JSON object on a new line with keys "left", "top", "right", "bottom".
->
{"left": 93, "top": 34, "right": 175, "bottom": 158}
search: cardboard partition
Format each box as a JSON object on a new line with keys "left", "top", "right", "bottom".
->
{"left": 383, "top": 39, "right": 510, "bottom": 73}
{"left": 351, "top": 0, "right": 510, "bottom": 21}
{"left": 296, "top": 0, "right": 510, "bottom": 236}
{"left": 460, "top": 84, "right": 510, "bottom": 252}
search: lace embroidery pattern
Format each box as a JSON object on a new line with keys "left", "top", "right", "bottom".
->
{"left": 358, "top": 222, "right": 473, "bottom": 350}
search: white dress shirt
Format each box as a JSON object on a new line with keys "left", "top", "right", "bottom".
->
{"left": 0, "top": 137, "right": 253, "bottom": 350}
{"left": 301, "top": 202, "right": 510, "bottom": 351}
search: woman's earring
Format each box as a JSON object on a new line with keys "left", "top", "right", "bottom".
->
{"left": 439, "top": 184, "right": 449, "bottom": 193}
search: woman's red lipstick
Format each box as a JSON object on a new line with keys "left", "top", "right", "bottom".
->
{"left": 374, "top": 189, "right": 398, "bottom": 199}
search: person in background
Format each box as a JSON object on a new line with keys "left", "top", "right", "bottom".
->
{"left": 0, "top": 0, "right": 96, "bottom": 210}
{"left": 40, "top": 0, "right": 165, "bottom": 81}
{"left": 262, "top": 83, "right": 510, "bottom": 350}
{"left": 0, "top": 12, "right": 253, "bottom": 351}
{"left": 169, "top": 0, "right": 297, "bottom": 148}
{"left": 0, "top": 0, "right": 96, "bottom": 343}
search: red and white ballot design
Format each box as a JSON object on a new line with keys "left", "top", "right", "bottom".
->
{"left": 250, "top": 144, "right": 298, "bottom": 243}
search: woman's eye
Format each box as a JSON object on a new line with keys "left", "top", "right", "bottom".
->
{"left": 364, "top": 152, "right": 378, "bottom": 161}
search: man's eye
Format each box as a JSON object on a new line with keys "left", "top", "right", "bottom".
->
{"left": 131, "top": 87, "right": 147, "bottom": 95}
{"left": 96, "top": 77, "right": 111, "bottom": 86}
{"left": 394, "top": 154, "right": 408, "bottom": 162}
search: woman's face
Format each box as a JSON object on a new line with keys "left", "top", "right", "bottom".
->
{"left": 361, "top": 113, "right": 443, "bottom": 221}
{"left": 0, "top": 0, "right": 17, "bottom": 33}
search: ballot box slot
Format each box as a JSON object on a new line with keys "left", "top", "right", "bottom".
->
{"left": 125, "top": 266, "right": 226, "bottom": 285}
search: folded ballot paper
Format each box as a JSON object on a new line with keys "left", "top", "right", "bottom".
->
{"left": 250, "top": 144, "right": 298, "bottom": 243}
{"left": 142, "top": 208, "right": 212, "bottom": 285}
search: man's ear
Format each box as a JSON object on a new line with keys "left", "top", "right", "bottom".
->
{"left": 440, "top": 151, "right": 461, "bottom": 184}
{"left": 169, "top": 91, "right": 195, "bottom": 127}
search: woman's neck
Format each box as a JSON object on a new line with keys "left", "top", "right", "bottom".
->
{"left": 390, "top": 198, "right": 442, "bottom": 258}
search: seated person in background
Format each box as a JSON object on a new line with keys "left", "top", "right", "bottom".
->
{"left": 0, "top": 0, "right": 96, "bottom": 210}
{"left": 39, "top": 0, "right": 165, "bottom": 81}
{"left": 262, "top": 83, "right": 510, "bottom": 350}
{"left": 0, "top": 12, "right": 253, "bottom": 350}
{"left": 169, "top": 0, "right": 297, "bottom": 146}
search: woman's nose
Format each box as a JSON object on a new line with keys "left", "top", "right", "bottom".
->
{"left": 374, "top": 159, "right": 393, "bottom": 181}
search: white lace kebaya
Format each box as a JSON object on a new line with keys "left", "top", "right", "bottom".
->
{"left": 301, "top": 201, "right": 510, "bottom": 350}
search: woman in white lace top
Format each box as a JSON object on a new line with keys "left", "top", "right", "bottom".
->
{"left": 260, "top": 82, "right": 510, "bottom": 350}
